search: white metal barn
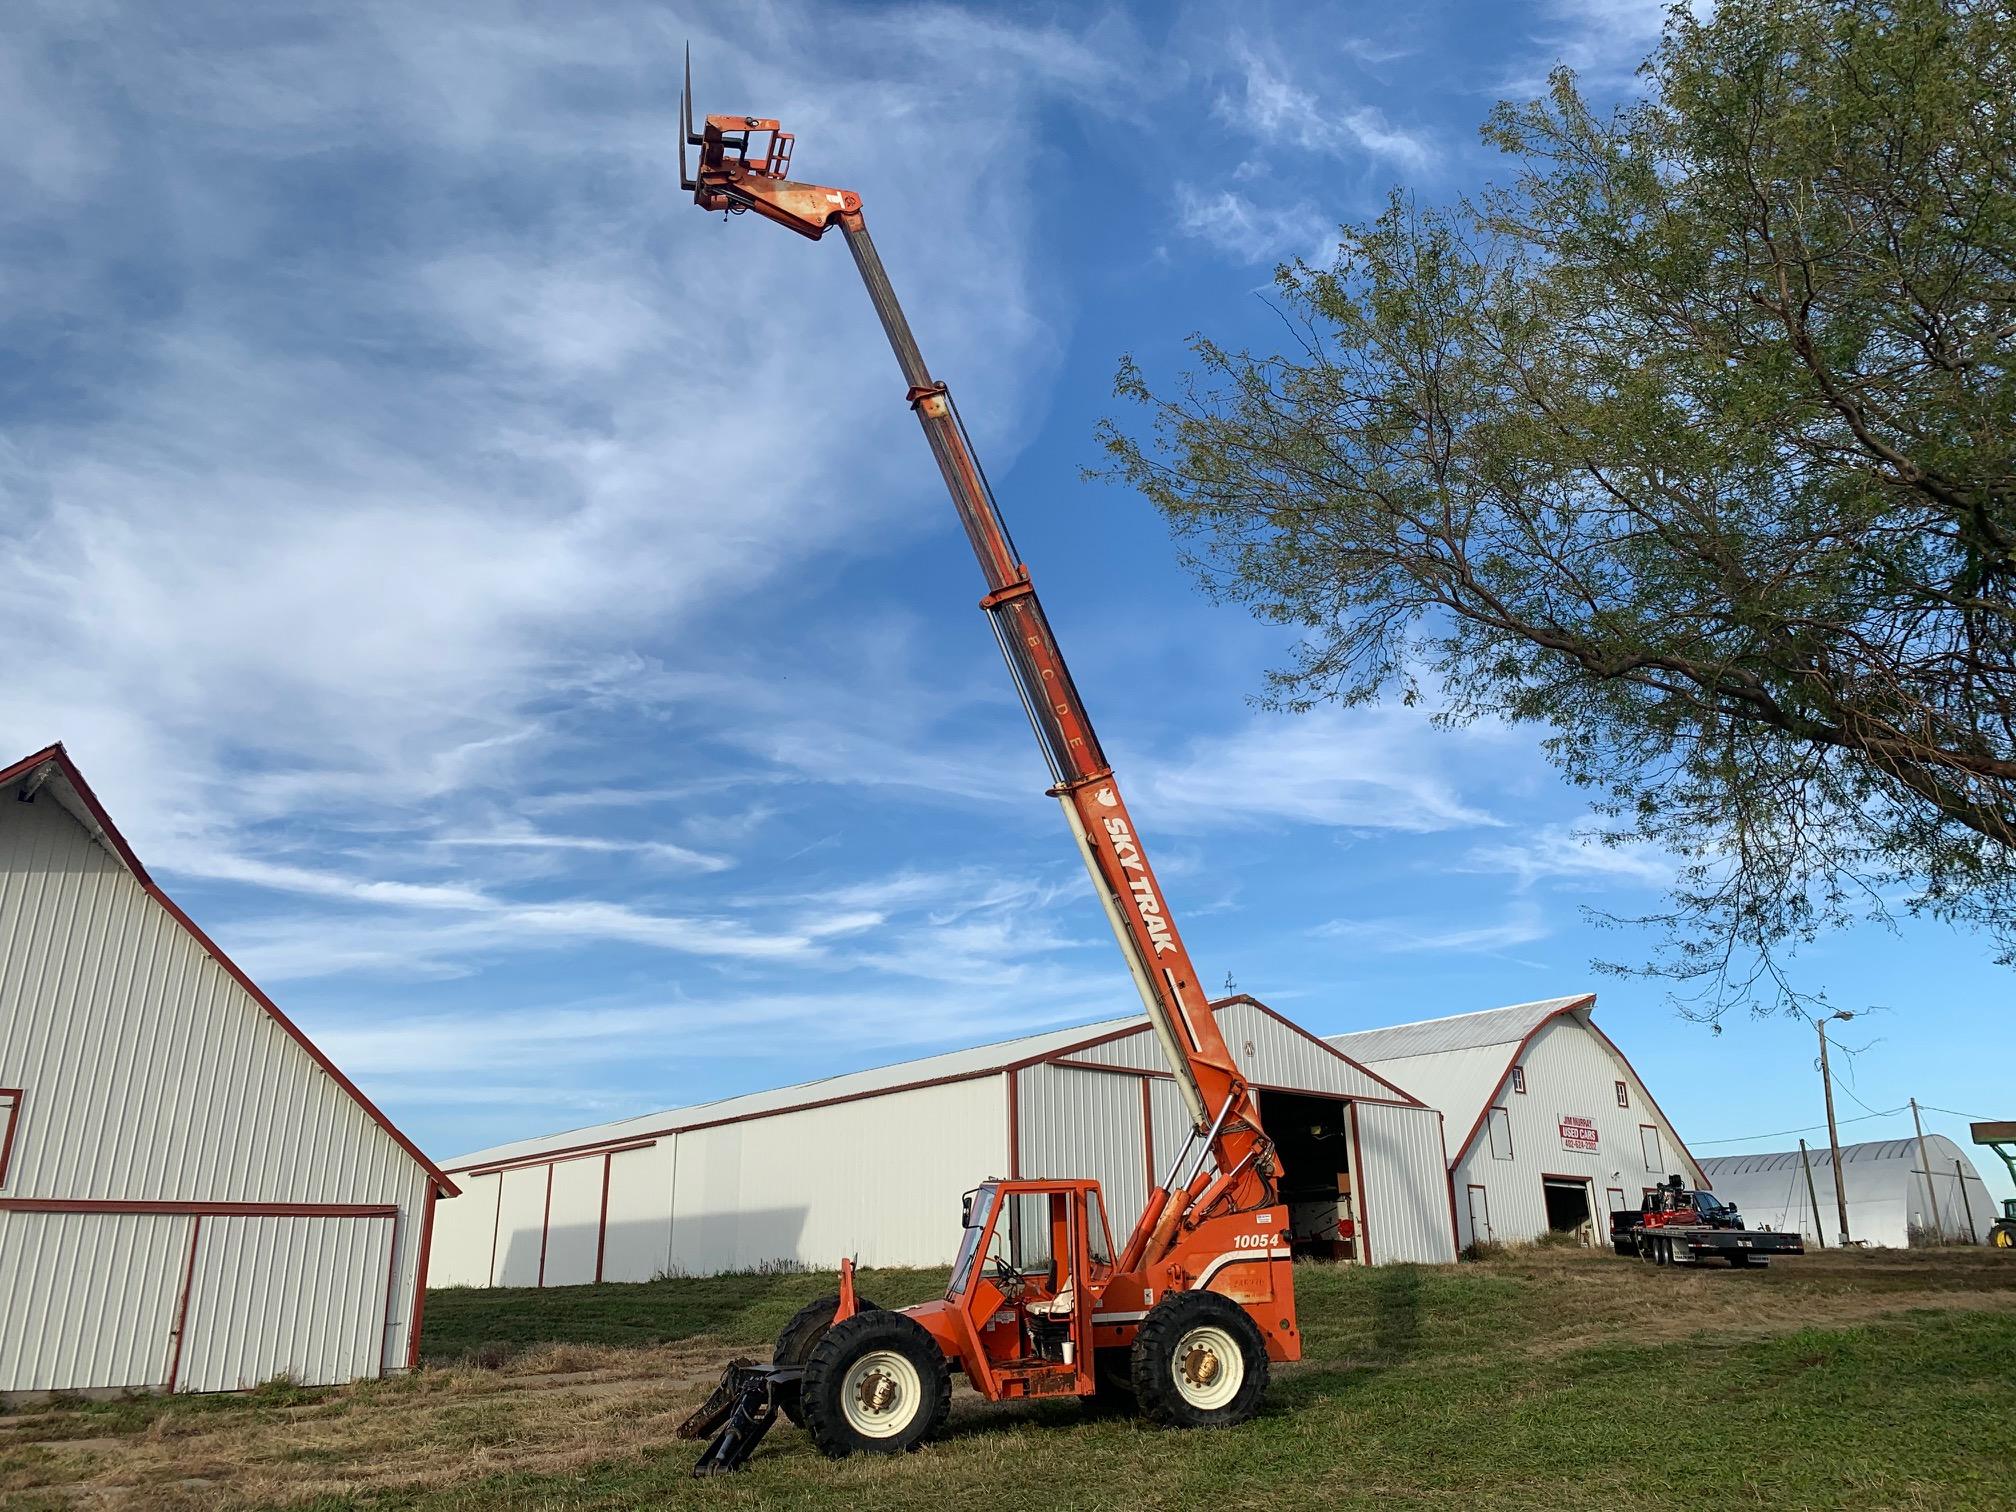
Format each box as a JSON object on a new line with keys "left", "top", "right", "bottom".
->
{"left": 1328, "top": 995, "right": 1702, "bottom": 1251}
{"left": 1699, "top": 1136, "right": 2001, "bottom": 1248}
{"left": 0, "top": 745, "right": 457, "bottom": 1396}
{"left": 428, "top": 994, "right": 1457, "bottom": 1288}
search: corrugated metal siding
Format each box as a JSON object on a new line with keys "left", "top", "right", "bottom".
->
{"left": 493, "top": 1166, "right": 547, "bottom": 1286}
{"left": 542, "top": 1158, "right": 603, "bottom": 1286}
{"left": 665, "top": 1076, "right": 1007, "bottom": 1274}
{"left": 1449, "top": 1016, "right": 1697, "bottom": 1248}
{"left": 1016, "top": 1065, "right": 1151, "bottom": 1246}
{"left": 1328, "top": 997, "right": 1586, "bottom": 1063}
{"left": 1062, "top": 1031, "right": 1165, "bottom": 1072}
{"left": 0, "top": 792, "right": 433, "bottom": 1387}
{"left": 1701, "top": 1133, "right": 2000, "bottom": 1246}
{"left": 1354, "top": 1103, "right": 1457, "bottom": 1263}
{"left": 425, "top": 1172, "right": 498, "bottom": 1288}
{"left": 1216, "top": 1002, "right": 1414, "bottom": 1103}
{"left": 178, "top": 1215, "right": 393, "bottom": 1391}
{"left": 0, "top": 1211, "right": 188, "bottom": 1390}
{"left": 602, "top": 1140, "right": 675, "bottom": 1282}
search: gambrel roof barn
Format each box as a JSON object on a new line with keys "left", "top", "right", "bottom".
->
{"left": 1329, "top": 996, "right": 1702, "bottom": 1251}
{"left": 0, "top": 744, "right": 456, "bottom": 1396}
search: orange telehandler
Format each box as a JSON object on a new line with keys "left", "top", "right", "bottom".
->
{"left": 674, "top": 56, "right": 1297, "bottom": 1473}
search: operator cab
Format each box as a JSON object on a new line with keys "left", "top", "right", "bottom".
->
{"left": 944, "top": 1179, "right": 1115, "bottom": 1398}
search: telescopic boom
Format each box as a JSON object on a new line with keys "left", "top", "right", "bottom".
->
{"left": 680, "top": 56, "right": 1275, "bottom": 1224}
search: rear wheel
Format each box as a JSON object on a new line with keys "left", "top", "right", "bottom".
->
{"left": 1130, "top": 1291, "right": 1269, "bottom": 1430}
{"left": 1992, "top": 1222, "right": 2016, "bottom": 1249}
{"left": 772, "top": 1293, "right": 878, "bottom": 1427}
{"left": 1653, "top": 1235, "right": 1672, "bottom": 1266}
{"left": 800, "top": 1310, "right": 950, "bottom": 1459}
{"left": 1727, "top": 1251, "right": 1751, "bottom": 1268}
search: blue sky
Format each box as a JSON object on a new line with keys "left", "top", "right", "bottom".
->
{"left": 4, "top": 0, "right": 2009, "bottom": 1200}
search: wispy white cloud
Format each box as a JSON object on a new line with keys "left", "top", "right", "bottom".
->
{"left": 1214, "top": 40, "right": 1438, "bottom": 170}
{"left": 1503, "top": 0, "right": 1705, "bottom": 94}
{"left": 1135, "top": 705, "right": 1518, "bottom": 834}
{"left": 1172, "top": 184, "right": 1335, "bottom": 265}
{"left": 1313, "top": 901, "right": 1550, "bottom": 958}
{"left": 433, "top": 831, "right": 730, "bottom": 873}
{"left": 1461, "top": 821, "right": 1674, "bottom": 890}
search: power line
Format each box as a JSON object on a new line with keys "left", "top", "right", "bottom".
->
{"left": 1694, "top": 1105, "right": 1909, "bottom": 1147}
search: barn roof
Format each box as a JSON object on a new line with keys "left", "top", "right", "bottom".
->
{"left": 0, "top": 743, "right": 457, "bottom": 1195}
{"left": 1324, "top": 996, "right": 1595, "bottom": 1153}
{"left": 443, "top": 995, "right": 1420, "bottom": 1174}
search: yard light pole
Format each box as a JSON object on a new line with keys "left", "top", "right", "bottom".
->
{"left": 1816, "top": 1011, "right": 1855, "bottom": 1245}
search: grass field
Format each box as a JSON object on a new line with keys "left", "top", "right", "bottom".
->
{"left": 4, "top": 1247, "right": 2013, "bottom": 1510}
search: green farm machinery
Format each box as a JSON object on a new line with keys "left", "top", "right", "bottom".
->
{"left": 1973, "top": 1123, "right": 2016, "bottom": 1249}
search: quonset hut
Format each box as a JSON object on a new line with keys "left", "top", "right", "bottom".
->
{"left": 427, "top": 995, "right": 1458, "bottom": 1287}
{"left": 0, "top": 744, "right": 456, "bottom": 1397}
{"left": 1699, "top": 1135, "right": 2001, "bottom": 1247}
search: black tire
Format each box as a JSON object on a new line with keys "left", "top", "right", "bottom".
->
{"left": 1129, "top": 1291, "right": 1269, "bottom": 1430}
{"left": 1991, "top": 1222, "right": 2016, "bottom": 1250}
{"left": 1653, "top": 1235, "right": 1671, "bottom": 1266}
{"left": 1612, "top": 1239, "right": 1635, "bottom": 1258}
{"left": 800, "top": 1310, "right": 951, "bottom": 1459}
{"left": 1727, "top": 1251, "right": 1751, "bottom": 1269}
{"left": 772, "top": 1293, "right": 878, "bottom": 1427}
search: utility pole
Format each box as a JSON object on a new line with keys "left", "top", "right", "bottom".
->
{"left": 1954, "top": 1159, "right": 1977, "bottom": 1243}
{"left": 1816, "top": 1012, "right": 1855, "bottom": 1245}
{"left": 1798, "top": 1139, "right": 1826, "bottom": 1248}
{"left": 1910, "top": 1098, "right": 1944, "bottom": 1240}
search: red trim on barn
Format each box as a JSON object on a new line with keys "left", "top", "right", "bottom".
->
{"left": 166, "top": 1215, "right": 203, "bottom": 1392}
{"left": 1583, "top": 1019, "right": 1707, "bottom": 1187}
{"left": 0, "top": 1088, "right": 21, "bottom": 1189}
{"left": 1436, "top": 1112, "right": 1461, "bottom": 1257}
{"left": 1140, "top": 1076, "right": 1155, "bottom": 1194}
{"left": 0, "top": 745, "right": 456, "bottom": 1197}
{"left": 466, "top": 1139, "right": 657, "bottom": 1179}
{"left": 406, "top": 1183, "right": 439, "bottom": 1371}
{"left": 595, "top": 1154, "right": 614, "bottom": 1284}
{"left": 536, "top": 1163, "right": 554, "bottom": 1287}
{"left": 379, "top": 1209, "right": 402, "bottom": 1376}
{"left": 1212, "top": 995, "right": 1430, "bottom": 1108}
{"left": 1006, "top": 1069, "right": 1020, "bottom": 1178}
{"left": 1347, "top": 1101, "right": 1371, "bottom": 1266}
{"left": 1444, "top": 995, "right": 1598, "bottom": 1169}
{"left": 487, "top": 1174, "right": 503, "bottom": 1287}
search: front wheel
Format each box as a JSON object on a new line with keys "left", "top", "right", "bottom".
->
{"left": 1991, "top": 1222, "right": 2015, "bottom": 1250}
{"left": 800, "top": 1310, "right": 950, "bottom": 1459}
{"left": 772, "top": 1292, "right": 879, "bottom": 1427}
{"left": 1130, "top": 1291, "right": 1269, "bottom": 1430}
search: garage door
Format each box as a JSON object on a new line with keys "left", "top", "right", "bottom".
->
{"left": 0, "top": 1209, "right": 187, "bottom": 1391}
{"left": 176, "top": 1213, "right": 395, "bottom": 1391}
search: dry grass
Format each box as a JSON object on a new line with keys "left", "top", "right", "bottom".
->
{"left": 2, "top": 1246, "right": 2011, "bottom": 1511}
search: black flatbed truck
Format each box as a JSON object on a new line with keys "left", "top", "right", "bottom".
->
{"left": 1611, "top": 1179, "right": 1806, "bottom": 1268}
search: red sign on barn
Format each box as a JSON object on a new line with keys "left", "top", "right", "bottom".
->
{"left": 1559, "top": 1115, "right": 1600, "bottom": 1153}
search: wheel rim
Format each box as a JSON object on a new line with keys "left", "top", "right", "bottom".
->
{"left": 1171, "top": 1324, "right": 1244, "bottom": 1411}
{"left": 1996, "top": 1228, "right": 2014, "bottom": 1248}
{"left": 839, "top": 1349, "right": 923, "bottom": 1439}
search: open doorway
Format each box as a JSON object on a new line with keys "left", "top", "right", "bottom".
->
{"left": 1258, "top": 1089, "right": 1357, "bottom": 1262}
{"left": 1542, "top": 1176, "right": 1595, "bottom": 1245}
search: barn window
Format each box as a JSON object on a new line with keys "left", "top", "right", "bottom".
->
{"left": 0, "top": 1088, "right": 19, "bottom": 1188}
{"left": 1640, "top": 1124, "right": 1663, "bottom": 1174}
{"left": 1487, "top": 1106, "right": 1514, "bottom": 1161}
{"left": 1615, "top": 1080, "right": 1629, "bottom": 1108}
{"left": 1511, "top": 1067, "right": 1526, "bottom": 1095}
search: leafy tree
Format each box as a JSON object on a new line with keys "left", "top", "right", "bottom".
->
{"left": 1101, "top": 0, "right": 2016, "bottom": 1018}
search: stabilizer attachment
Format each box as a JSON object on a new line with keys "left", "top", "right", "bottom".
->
{"left": 679, "top": 1359, "right": 796, "bottom": 1476}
